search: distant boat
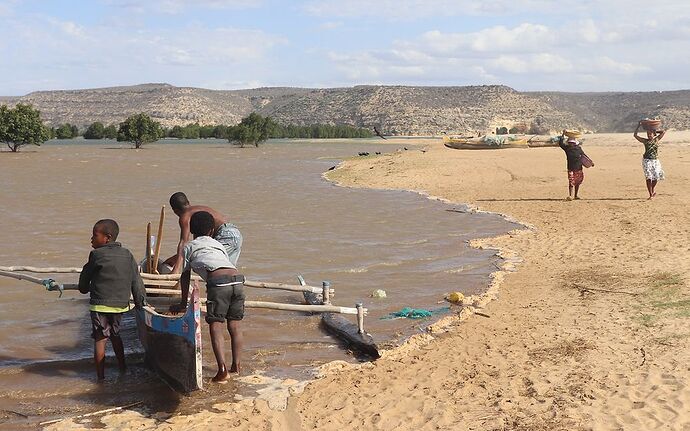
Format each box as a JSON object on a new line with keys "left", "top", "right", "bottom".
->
{"left": 443, "top": 135, "right": 559, "bottom": 150}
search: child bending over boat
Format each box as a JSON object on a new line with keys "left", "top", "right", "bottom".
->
{"left": 169, "top": 211, "right": 245, "bottom": 382}
{"left": 79, "top": 219, "right": 147, "bottom": 381}
{"left": 165, "top": 192, "right": 243, "bottom": 273}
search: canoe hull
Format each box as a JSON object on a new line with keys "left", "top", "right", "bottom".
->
{"left": 443, "top": 136, "right": 528, "bottom": 150}
{"left": 136, "top": 281, "right": 202, "bottom": 392}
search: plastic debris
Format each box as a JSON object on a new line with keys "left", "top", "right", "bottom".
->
{"left": 446, "top": 292, "right": 465, "bottom": 304}
{"left": 382, "top": 306, "right": 450, "bottom": 320}
{"left": 371, "top": 289, "right": 387, "bottom": 298}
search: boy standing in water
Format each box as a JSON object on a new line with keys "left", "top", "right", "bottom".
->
{"left": 79, "top": 219, "right": 146, "bottom": 380}
{"left": 169, "top": 211, "right": 245, "bottom": 382}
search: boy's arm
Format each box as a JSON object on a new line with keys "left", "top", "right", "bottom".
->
{"left": 633, "top": 122, "right": 646, "bottom": 143}
{"left": 78, "top": 251, "right": 96, "bottom": 294}
{"left": 558, "top": 130, "right": 567, "bottom": 150}
{"left": 130, "top": 255, "right": 147, "bottom": 309}
{"left": 170, "top": 269, "right": 191, "bottom": 313}
{"left": 171, "top": 215, "right": 191, "bottom": 274}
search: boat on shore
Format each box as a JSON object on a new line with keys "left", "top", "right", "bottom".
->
{"left": 443, "top": 135, "right": 529, "bottom": 150}
{"left": 443, "top": 135, "right": 560, "bottom": 150}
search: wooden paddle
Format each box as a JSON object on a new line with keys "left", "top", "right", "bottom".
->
{"left": 151, "top": 206, "right": 165, "bottom": 274}
{"left": 145, "top": 222, "right": 152, "bottom": 273}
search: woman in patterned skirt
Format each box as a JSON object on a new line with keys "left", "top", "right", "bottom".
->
{"left": 634, "top": 121, "right": 666, "bottom": 199}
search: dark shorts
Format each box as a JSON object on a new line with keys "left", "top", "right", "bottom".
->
{"left": 90, "top": 311, "right": 123, "bottom": 339}
{"left": 205, "top": 274, "right": 245, "bottom": 324}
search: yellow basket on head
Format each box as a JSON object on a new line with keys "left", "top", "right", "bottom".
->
{"left": 564, "top": 130, "right": 582, "bottom": 139}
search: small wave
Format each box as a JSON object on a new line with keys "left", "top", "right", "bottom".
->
{"left": 344, "top": 261, "right": 404, "bottom": 273}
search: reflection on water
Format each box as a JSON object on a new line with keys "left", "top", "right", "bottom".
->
{"left": 0, "top": 139, "right": 516, "bottom": 427}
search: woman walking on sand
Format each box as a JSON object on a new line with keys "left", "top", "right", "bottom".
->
{"left": 634, "top": 121, "right": 666, "bottom": 199}
{"left": 558, "top": 130, "right": 592, "bottom": 200}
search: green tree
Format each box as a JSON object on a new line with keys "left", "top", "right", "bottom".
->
{"left": 169, "top": 125, "right": 184, "bottom": 139}
{"left": 55, "top": 123, "right": 78, "bottom": 139}
{"left": 117, "top": 113, "right": 163, "bottom": 148}
{"left": 103, "top": 124, "right": 118, "bottom": 139}
{"left": 213, "top": 124, "right": 229, "bottom": 139}
{"left": 0, "top": 104, "right": 51, "bottom": 152}
{"left": 228, "top": 113, "right": 276, "bottom": 147}
{"left": 199, "top": 124, "right": 215, "bottom": 139}
{"left": 182, "top": 123, "right": 200, "bottom": 139}
{"left": 84, "top": 122, "right": 105, "bottom": 139}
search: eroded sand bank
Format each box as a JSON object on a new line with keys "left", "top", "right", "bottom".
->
{"left": 48, "top": 132, "right": 690, "bottom": 430}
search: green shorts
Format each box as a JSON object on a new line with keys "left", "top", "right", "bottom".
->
{"left": 205, "top": 274, "right": 245, "bottom": 323}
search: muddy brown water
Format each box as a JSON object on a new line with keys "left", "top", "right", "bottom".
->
{"left": 0, "top": 139, "right": 517, "bottom": 428}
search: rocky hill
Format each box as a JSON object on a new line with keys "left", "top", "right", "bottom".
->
{"left": 2, "top": 84, "right": 689, "bottom": 135}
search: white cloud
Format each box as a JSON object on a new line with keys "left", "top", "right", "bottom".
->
{"left": 322, "top": 15, "right": 690, "bottom": 91}
{"left": 104, "top": 0, "right": 263, "bottom": 14}
{"left": 318, "top": 21, "right": 343, "bottom": 30}
{"left": 0, "top": 15, "right": 288, "bottom": 94}
{"left": 303, "top": 0, "right": 569, "bottom": 19}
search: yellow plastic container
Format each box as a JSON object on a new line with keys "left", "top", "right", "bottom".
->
{"left": 447, "top": 292, "right": 465, "bottom": 304}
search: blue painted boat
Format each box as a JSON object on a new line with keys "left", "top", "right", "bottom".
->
{"left": 135, "top": 281, "right": 203, "bottom": 392}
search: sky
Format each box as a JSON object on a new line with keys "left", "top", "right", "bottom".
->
{"left": 1, "top": 0, "right": 689, "bottom": 95}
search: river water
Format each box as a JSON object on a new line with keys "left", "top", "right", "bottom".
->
{"left": 0, "top": 139, "right": 516, "bottom": 428}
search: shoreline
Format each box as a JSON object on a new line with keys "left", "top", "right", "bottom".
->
{"left": 46, "top": 133, "right": 690, "bottom": 430}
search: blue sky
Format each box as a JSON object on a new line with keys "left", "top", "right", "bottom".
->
{"left": 1, "top": 0, "right": 689, "bottom": 95}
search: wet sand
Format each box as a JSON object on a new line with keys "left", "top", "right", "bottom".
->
{"left": 39, "top": 131, "right": 690, "bottom": 430}
{"left": 0, "top": 139, "right": 517, "bottom": 429}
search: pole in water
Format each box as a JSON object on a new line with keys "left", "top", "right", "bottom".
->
{"left": 356, "top": 303, "right": 365, "bottom": 334}
{"left": 322, "top": 281, "right": 331, "bottom": 304}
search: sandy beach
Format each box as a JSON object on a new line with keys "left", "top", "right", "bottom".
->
{"left": 47, "top": 132, "right": 690, "bottom": 430}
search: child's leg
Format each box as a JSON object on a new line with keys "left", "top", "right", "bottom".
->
{"left": 651, "top": 180, "right": 658, "bottom": 197}
{"left": 94, "top": 337, "right": 107, "bottom": 380}
{"left": 209, "top": 322, "right": 228, "bottom": 381}
{"left": 227, "top": 320, "right": 243, "bottom": 374}
{"left": 646, "top": 179, "right": 653, "bottom": 197}
{"left": 574, "top": 184, "right": 580, "bottom": 199}
{"left": 110, "top": 335, "right": 126, "bottom": 371}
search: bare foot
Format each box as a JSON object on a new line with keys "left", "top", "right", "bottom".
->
{"left": 565, "top": 196, "right": 572, "bottom": 201}
{"left": 212, "top": 366, "right": 229, "bottom": 383}
{"left": 230, "top": 363, "right": 241, "bottom": 375}
{"left": 574, "top": 196, "right": 580, "bottom": 200}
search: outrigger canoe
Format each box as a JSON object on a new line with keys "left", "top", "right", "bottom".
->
{"left": 443, "top": 135, "right": 529, "bottom": 149}
{"left": 136, "top": 281, "right": 202, "bottom": 392}
{"left": 443, "top": 135, "right": 561, "bottom": 150}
